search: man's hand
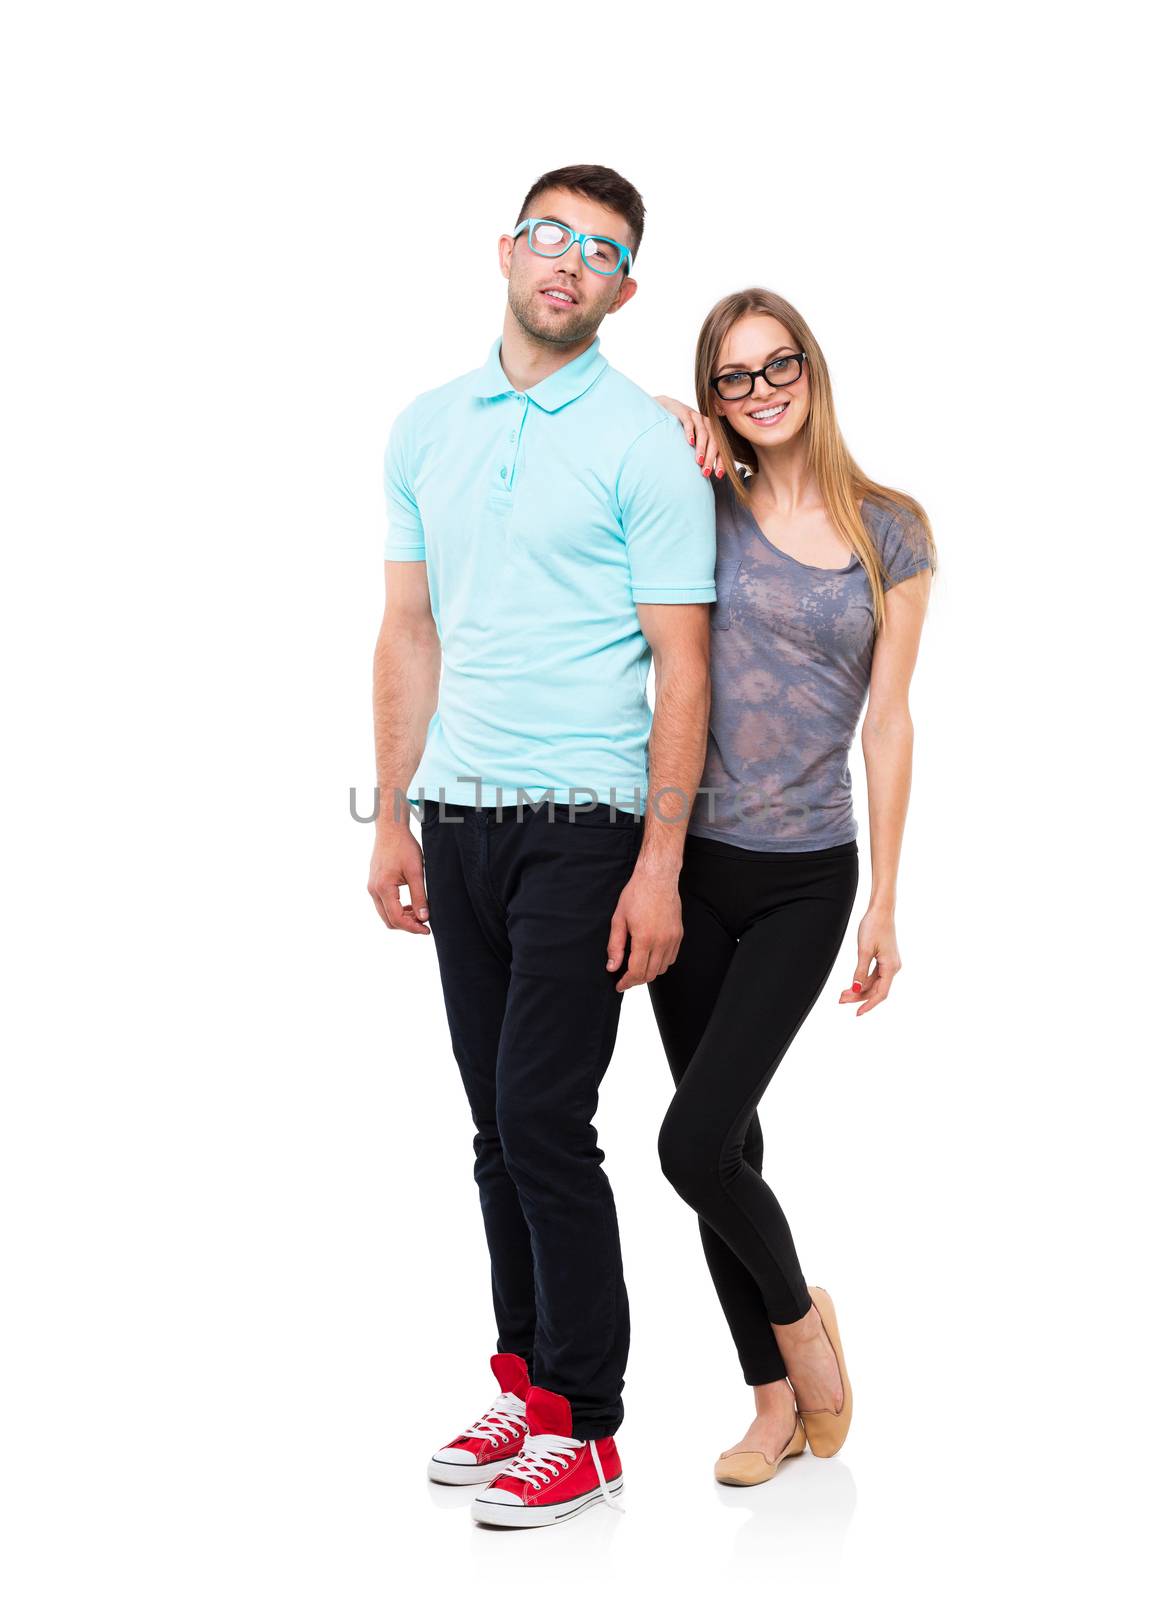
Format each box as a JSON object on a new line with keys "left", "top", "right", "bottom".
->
{"left": 368, "top": 824, "right": 431, "bottom": 934}
{"left": 606, "top": 863, "right": 683, "bottom": 991}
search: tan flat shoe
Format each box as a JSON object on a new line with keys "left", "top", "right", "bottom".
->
{"left": 714, "top": 1417, "right": 807, "bottom": 1485}
{"left": 798, "top": 1285, "right": 852, "bottom": 1457}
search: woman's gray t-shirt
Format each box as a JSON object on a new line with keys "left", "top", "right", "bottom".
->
{"left": 688, "top": 474, "right": 932, "bottom": 852}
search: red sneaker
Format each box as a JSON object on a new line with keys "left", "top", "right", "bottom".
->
{"left": 427, "top": 1353, "right": 531, "bottom": 1485}
{"left": 471, "top": 1384, "right": 624, "bottom": 1528}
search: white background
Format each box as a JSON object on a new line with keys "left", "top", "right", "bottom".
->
{"left": 2, "top": 3, "right": 1146, "bottom": 1596}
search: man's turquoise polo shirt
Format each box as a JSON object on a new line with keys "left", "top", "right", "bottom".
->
{"left": 383, "top": 334, "right": 717, "bottom": 812}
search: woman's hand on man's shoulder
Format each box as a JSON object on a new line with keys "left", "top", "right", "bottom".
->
{"left": 653, "top": 396, "right": 725, "bottom": 481}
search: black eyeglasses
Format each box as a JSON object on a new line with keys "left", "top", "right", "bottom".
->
{"left": 709, "top": 352, "right": 807, "bottom": 401}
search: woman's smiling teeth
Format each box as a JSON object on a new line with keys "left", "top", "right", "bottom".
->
{"left": 748, "top": 401, "right": 789, "bottom": 426}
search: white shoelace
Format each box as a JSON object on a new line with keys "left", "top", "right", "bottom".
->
{"left": 459, "top": 1390, "right": 527, "bottom": 1446}
{"left": 497, "top": 1432, "right": 624, "bottom": 1514}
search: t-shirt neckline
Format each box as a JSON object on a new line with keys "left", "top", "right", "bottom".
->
{"left": 727, "top": 475, "right": 860, "bottom": 575}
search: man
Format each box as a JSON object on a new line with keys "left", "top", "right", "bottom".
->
{"left": 368, "top": 165, "right": 716, "bottom": 1528}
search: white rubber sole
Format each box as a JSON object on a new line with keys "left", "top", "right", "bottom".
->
{"left": 471, "top": 1475, "right": 624, "bottom": 1528}
{"left": 427, "top": 1455, "right": 512, "bottom": 1486}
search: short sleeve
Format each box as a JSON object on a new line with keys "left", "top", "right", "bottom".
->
{"left": 617, "top": 414, "right": 717, "bottom": 604}
{"left": 878, "top": 506, "right": 934, "bottom": 591}
{"left": 383, "top": 406, "right": 426, "bottom": 561}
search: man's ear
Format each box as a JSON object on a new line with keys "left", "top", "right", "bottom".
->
{"left": 497, "top": 233, "right": 515, "bottom": 281}
{"left": 607, "top": 275, "right": 640, "bottom": 315}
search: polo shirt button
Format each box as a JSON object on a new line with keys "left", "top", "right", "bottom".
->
{"left": 509, "top": 431, "right": 516, "bottom": 442}
{"left": 500, "top": 467, "right": 507, "bottom": 479}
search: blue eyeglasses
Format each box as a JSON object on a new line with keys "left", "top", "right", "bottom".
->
{"left": 512, "top": 218, "right": 633, "bottom": 277}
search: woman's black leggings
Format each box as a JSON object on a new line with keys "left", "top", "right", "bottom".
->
{"left": 648, "top": 832, "right": 859, "bottom": 1386}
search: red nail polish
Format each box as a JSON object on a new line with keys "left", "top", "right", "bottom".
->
{"left": 697, "top": 455, "right": 704, "bottom": 464}
{"left": 852, "top": 981, "right": 862, "bottom": 992}
{"left": 703, "top": 467, "right": 711, "bottom": 477}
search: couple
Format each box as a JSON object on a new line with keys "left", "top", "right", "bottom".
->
{"left": 369, "top": 163, "right": 936, "bottom": 1529}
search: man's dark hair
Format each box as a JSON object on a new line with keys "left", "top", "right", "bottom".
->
{"left": 515, "top": 165, "right": 646, "bottom": 260}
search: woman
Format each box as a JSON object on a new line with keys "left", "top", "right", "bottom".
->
{"left": 650, "top": 288, "right": 936, "bottom": 1485}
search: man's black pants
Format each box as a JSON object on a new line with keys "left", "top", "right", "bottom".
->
{"left": 419, "top": 797, "right": 642, "bottom": 1440}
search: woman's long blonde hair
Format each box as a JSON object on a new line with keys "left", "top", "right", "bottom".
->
{"left": 694, "top": 288, "right": 937, "bottom": 630}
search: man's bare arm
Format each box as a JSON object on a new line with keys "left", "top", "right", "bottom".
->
{"left": 606, "top": 602, "right": 711, "bottom": 990}
{"left": 367, "top": 561, "right": 441, "bottom": 933}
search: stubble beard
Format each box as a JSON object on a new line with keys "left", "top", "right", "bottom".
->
{"left": 507, "top": 273, "right": 605, "bottom": 348}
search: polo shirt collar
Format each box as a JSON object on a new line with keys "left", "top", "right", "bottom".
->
{"left": 472, "top": 335, "right": 607, "bottom": 413}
